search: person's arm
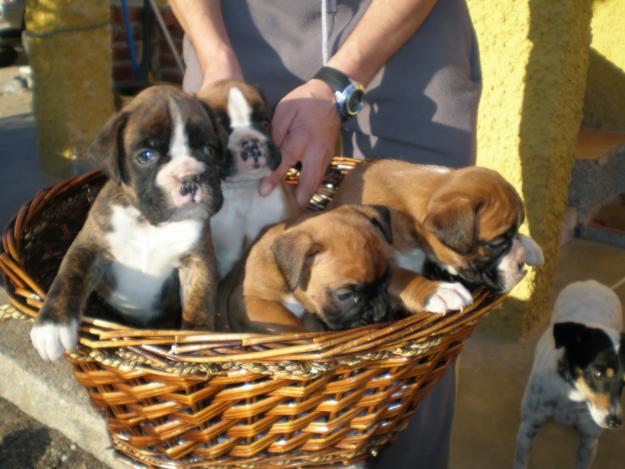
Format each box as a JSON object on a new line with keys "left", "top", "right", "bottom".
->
{"left": 327, "top": 0, "right": 438, "bottom": 87}
{"left": 169, "top": 0, "right": 243, "bottom": 86}
{"left": 262, "top": 0, "right": 439, "bottom": 206}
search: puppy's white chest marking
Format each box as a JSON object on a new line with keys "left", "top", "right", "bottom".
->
{"left": 212, "top": 182, "right": 287, "bottom": 278}
{"left": 106, "top": 205, "right": 203, "bottom": 316}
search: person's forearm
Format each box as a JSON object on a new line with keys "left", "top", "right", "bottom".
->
{"left": 326, "top": 0, "right": 438, "bottom": 86}
{"left": 169, "top": 0, "right": 237, "bottom": 75}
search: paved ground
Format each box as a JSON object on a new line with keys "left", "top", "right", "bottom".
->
{"left": 0, "top": 398, "right": 108, "bottom": 469}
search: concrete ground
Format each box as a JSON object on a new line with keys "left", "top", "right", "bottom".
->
{"left": 1, "top": 56, "right": 625, "bottom": 469}
{"left": 0, "top": 397, "right": 108, "bottom": 469}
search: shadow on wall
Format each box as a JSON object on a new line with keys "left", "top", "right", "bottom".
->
{"left": 516, "top": 0, "right": 592, "bottom": 332}
{"left": 583, "top": 48, "right": 625, "bottom": 132}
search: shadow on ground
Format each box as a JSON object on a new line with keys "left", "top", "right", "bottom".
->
{"left": 0, "top": 427, "right": 50, "bottom": 469}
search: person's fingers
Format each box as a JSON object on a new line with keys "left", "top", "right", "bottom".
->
{"left": 271, "top": 100, "right": 297, "bottom": 147}
{"left": 259, "top": 128, "right": 307, "bottom": 197}
{"left": 295, "top": 143, "right": 332, "bottom": 207}
{"left": 259, "top": 160, "right": 289, "bottom": 196}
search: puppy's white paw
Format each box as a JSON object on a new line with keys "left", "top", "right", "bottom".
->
{"left": 424, "top": 282, "right": 473, "bottom": 314}
{"left": 519, "top": 234, "right": 544, "bottom": 266}
{"left": 30, "top": 320, "right": 78, "bottom": 361}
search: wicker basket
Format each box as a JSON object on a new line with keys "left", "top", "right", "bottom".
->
{"left": 0, "top": 158, "right": 504, "bottom": 468}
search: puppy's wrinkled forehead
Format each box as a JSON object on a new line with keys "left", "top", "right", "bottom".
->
{"left": 467, "top": 169, "right": 525, "bottom": 240}
{"left": 123, "top": 88, "right": 214, "bottom": 147}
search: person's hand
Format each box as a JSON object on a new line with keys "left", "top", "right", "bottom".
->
{"left": 260, "top": 79, "right": 341, "bottom": 207}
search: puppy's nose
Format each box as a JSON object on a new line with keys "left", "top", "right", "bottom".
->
{"left": 241, "top": 138, "right": 264, "bottom": 164}
{"left": 179, "top": 174, "right": 201, "bottom": 197}
{"left": 606, "top": 415, "right": 622, "bottom": 429}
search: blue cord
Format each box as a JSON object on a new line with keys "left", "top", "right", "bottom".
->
{"left": 121, "top": 0, "right": 142, "bottom": 78}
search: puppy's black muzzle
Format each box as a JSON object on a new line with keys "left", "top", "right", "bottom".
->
{"left": 607, "top": 414, "right": 622, "bottom": 429}
{"left": 324, "top": 289, "right": 392, "bottom": 331}
{"left": 179, "top": 174, "right": 201, "bottom": 198}
{"left": 241, "top": 138, "right": 264, "bottom": 166}
{"left": 179, "top": 171, "right": 223, "bottom": 215}
{"left": 424, "top": 247, "right": 513, "bottom": 293}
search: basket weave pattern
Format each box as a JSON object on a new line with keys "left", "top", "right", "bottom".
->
{"left": 0, "top": 158, "right": 504, "bottom": 467}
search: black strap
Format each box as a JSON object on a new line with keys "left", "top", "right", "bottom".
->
{"left": 313, "top": 66, "right": 351, "bottom": 93}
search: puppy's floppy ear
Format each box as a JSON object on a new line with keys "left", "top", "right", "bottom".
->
{"left": 86, "top": 111, "right": 128, "bottom": 183}
{"left": 354, "top": 205, "right": 393, "bottom": 244}
{"left": 271, "top": 231, "right": 322, "bottom": 291}
{"left": 424, "top": 195, "right": 477, "bottom": 255}
{"left": 553, "top": 322, "right": 590, "bottom": 349}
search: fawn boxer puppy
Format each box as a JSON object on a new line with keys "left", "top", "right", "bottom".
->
{"left": 329, "top": 160, "right": 544, "bottom": 314}
{"left": 218, "top": 205, "right": 394, "bottom": 333}
{"left": 30, "top": 86, "right": 225, "bottom": 361}
{"left": 198, "top": 80, "right": 300, "bottom": 278}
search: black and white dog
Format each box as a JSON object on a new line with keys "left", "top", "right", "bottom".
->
{"left": 30, "top": 86, "right": 225, "bottom": 361}
{"left": 515, "top": 280, "right": 625, "bottom": 469}
{"left": 198, "top": 80, "right": 300, "bottom": 279}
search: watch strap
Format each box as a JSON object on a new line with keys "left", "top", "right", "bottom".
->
{"left": 313, "top": 66, "right": 352, "bottom": 94}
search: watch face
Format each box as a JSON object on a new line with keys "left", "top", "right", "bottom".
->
{"left": 346, "top": 88, "right": 365, "bottom": 115}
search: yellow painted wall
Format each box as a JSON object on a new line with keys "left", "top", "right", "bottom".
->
{"left": 584, "top": 0, "right": 625, "bottom": 130}
{"left": 467, "top": 0, "right": 593, "bottom": 333}
{"left": 24, "top": 0, "right": 114, "bottom": 179}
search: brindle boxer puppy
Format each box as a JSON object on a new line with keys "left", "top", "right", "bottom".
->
{"left": 30, "top": 86, "right": 225, "bottom": 361}
{"left": 218, "top": 205, "right": 394, "bottom": 333}
{"left": 198, "top": 80, "right": 299, "bottom": 278}
{"left": 329, "top": 159, "right": 544, "bottom": 314}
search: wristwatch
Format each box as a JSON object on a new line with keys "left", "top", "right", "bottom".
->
{"left": 313, "top": 66, "right": 366, "bottom": 121}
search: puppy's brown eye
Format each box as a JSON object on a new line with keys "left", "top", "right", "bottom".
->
{"left": 593, "top": 368, "right": 605, "bottom": 379}
{"left": 136, "top": 149, "right": 156, "bottom": 165}
{"left": 201, "top": 144, "right": 214, "bottom": 157}
{"left": 260, "top": 118, "right": 270, "bottom": 129}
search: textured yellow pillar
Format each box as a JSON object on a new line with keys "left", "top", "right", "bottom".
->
{"left": 24, "top": 0, "right": 114, "bottom": 179}
{"left": 584, "top": 0, "right": 625, "bottom": 131}
{"left": 467, "top": 0, "right": 593, "bottom": 334}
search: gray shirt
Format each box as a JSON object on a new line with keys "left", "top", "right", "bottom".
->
{"left": 183, "top": 0, "right": 481, "bottom": 168}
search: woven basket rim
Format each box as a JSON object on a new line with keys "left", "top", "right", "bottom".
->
{"left": 0, "top": 157, "right": 505, "bottom": 377}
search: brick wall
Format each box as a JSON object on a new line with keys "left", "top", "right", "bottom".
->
{"left": 110, "top": 3, "right": 184, "bottom": 88}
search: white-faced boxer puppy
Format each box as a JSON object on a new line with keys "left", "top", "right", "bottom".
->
{"left": 515, "top": 280, "right": 625, "bottom": 469}
{"left": 217, "top": 205, "right": 394, "bottom": 333}
{"left": 198, "top": 80, "right": 300, "bottom": 279}
{"left": 30, "top": 85, "right": 225, "bottom": 361}
{"left": 329, "top": 159, "right": 544, "bottom": 314}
